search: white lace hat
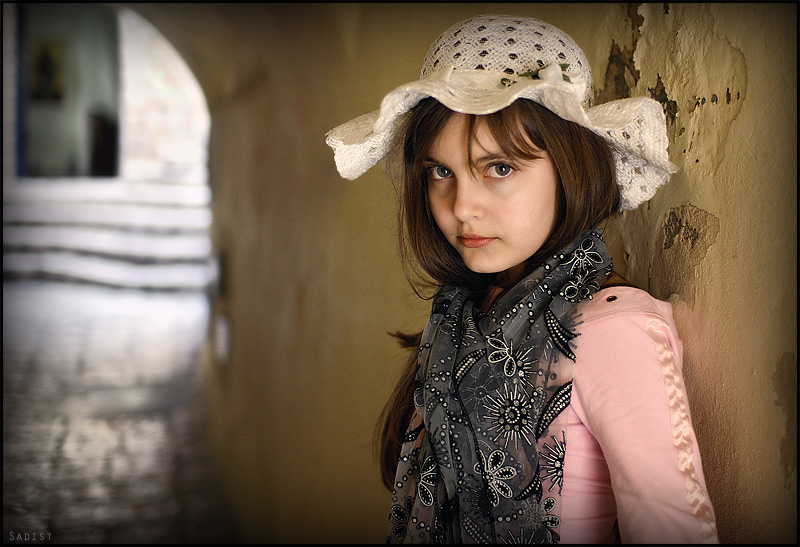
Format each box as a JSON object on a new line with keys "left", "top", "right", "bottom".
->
{"left": 325, "top": 14, "right": 677, "bottom": 211}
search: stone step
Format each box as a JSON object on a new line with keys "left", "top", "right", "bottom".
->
{"left": 3, "top": 202, "right": 211, "bottom": 232}
{"left": 4, "top": 225, "right": 210, "bottom": 261}
{"left": 4, "top": 251, "right": 213, "bottom": 289}
{"left": 3, "top": 179, "right": 213, "bottom": 289}
{"left": 3, "top": 178, "right": 210, "bottom": 207}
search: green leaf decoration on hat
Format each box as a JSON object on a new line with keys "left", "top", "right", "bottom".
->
{"left": 501, "top": 63, "right": 572, "bottom": 87}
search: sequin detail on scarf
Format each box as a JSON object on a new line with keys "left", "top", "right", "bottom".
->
{"left": 388, "top": 228, "right": 613, "bottom": 543}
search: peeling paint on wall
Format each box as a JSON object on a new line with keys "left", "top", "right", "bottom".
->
{"left": 596, "top": 5, "right": 680, "bottom": 131}
{"left": 773, "top": 352, "right": 797, "bottom": 487}
{"left": 648, "top": 5, "right": 748, "bottom": 175}
{"left": 627, "top": 3, "right": 644, "bottom": 32}
{"left": 596, "top": 40, "right": 640, "bottom": 103}
{"left": 650, "top": 203, "right": 720, "bottom": 306}
{"left": 595, "top": 3, "right": 643, "bottom": 104}
{"left": 648, "top": 74, "right": 678, "bottom": 125}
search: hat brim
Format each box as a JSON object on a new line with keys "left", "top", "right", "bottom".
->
{"left": 326, "top": 71, "right": 676, "bottom": 211}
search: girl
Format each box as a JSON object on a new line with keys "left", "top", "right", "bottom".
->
{"left": 327, "top": 15, "right": 718, "bottom": 544}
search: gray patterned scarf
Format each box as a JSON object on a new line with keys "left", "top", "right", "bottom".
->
{"left": 388, "top": 227, "right": 613, "bottom": 543}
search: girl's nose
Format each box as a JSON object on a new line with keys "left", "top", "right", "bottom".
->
{"left": 452, "top": 177, "right": 483, "bottom": 222}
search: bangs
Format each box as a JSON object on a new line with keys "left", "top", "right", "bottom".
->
{"left": 467, "top": 101, "right": 549, "bottom": 167}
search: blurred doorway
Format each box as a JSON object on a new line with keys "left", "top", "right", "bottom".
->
{"left": 3, "top": 5, "right": 236, "bottom": 543}
{"left": 4, "top": 4, "right": 212, "bottom": 290}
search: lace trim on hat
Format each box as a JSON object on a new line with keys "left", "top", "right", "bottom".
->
{"left": 326, "top": 86, "right": 677, "bottom": 210}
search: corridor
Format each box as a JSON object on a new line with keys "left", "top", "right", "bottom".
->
{"left": 3, "top": 280, "right": 240, "bottom": 543}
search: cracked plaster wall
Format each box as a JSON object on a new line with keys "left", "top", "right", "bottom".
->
{"left": 129, "top": 3, "right": 796, "bottom": 543}
{"left": 603, "top": 4, "right": 796, "bottom": 543}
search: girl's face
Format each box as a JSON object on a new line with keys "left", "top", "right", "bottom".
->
{"left": 426, "top": 114, "right": 559, "bottom": 284}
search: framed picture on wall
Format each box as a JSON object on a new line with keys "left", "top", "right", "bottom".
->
{"left": 30, "top": 39, "right": 64, "bottom": 102}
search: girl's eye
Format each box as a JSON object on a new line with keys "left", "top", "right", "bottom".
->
{"left": 487, "top": 163, "right": 514, "bottom": 178}
{"left": 428, "top": 165, "right": 452, "bottom": 180}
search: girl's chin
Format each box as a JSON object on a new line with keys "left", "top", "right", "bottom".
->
{"left": 462, "top": 260, "right": 530, "bottom": 288}
{"left": 462, "top": 261, "right": 526, "bottom": 278}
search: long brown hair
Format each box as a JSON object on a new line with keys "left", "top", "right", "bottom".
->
{"left": 375, "top": 97, "right": 619, "bottom": 490}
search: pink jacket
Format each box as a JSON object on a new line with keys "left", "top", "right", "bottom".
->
{"left": 560, "top": 286, "right": 719, "bottom": 544}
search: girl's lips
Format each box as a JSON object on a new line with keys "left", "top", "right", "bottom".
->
{"left": 458, "top": 235, "right": 496, "bottom": 248}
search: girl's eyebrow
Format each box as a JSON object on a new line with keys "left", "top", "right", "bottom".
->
{"left": 423, "top": 156, "right": 447, "bottom": 165}
{"left": 475, "top": 149, "right": 545, "bottom": 165}
{"left": 471, "top": 152, "right": 511, "bottom": 164}
{"left": 423, "top": 153, "right": 514, "bottom": 169}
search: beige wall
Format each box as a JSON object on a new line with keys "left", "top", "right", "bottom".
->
{"left": 128, "top": 3, "right": 796, "bottom": 543}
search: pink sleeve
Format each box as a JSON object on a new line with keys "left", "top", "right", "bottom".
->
{"left": 572, "top": 300, "right": 719, "bottom": 544}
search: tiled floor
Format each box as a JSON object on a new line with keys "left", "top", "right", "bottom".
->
{"left": 2, "top": 280, "right": 240, "bottom": 544}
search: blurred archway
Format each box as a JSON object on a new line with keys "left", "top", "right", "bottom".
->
{"left": 3, "top": 4, "right": 237, "bottom": 543}
{"left": 4, "top": 5, "right": 212, "bottom": 291}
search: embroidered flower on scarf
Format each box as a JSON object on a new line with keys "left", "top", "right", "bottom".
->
{"left": 563, "top": 237, "right": 604, "bottom": 276}
{"left": 499, "top": 528, "right": 538, "bottom": 544}
{"left": 484, "top": 383, "right": 536, "bottom": 448}
{"left": 560, "top": 268, "right": 601, "bottom": 303}
{"left": 463, "top": 474, "right": 495, "bottom": 519}
{"left": 461, "top": 314, "right": 481, "bottom": 347}
{"left": 541, "top": 433, "right": 567, "bottom": 493}
{"left": 413, "top": 379, "right": 424, "bottom": 408}
{"left": 510, "top": 357, "right": 539, "bottom": 390}
{"left": 488, "top": 334, "right": 534, "bottom": 378}
{"left": 544, "top": 308, "right": 578, "bottom": 362}
{"left": 389, "top": 496, "right": 414, "bottom": 539}
{"left": 474, "top": 449, "right": 517, "bottom": 507}
{"left": 514, "top": 497, "right": 561, "bottom": 542}
{"left": 434, "top": 312, "right": 459, "bottom": 344}
{"left": 458, "top": 361, "right": 495, "bottom": 421}
{"left": 537, "top": 497, "right": 561, "bottom": 539}
{"left": 418, "top": 455, "right": 438, "bottom": 506}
